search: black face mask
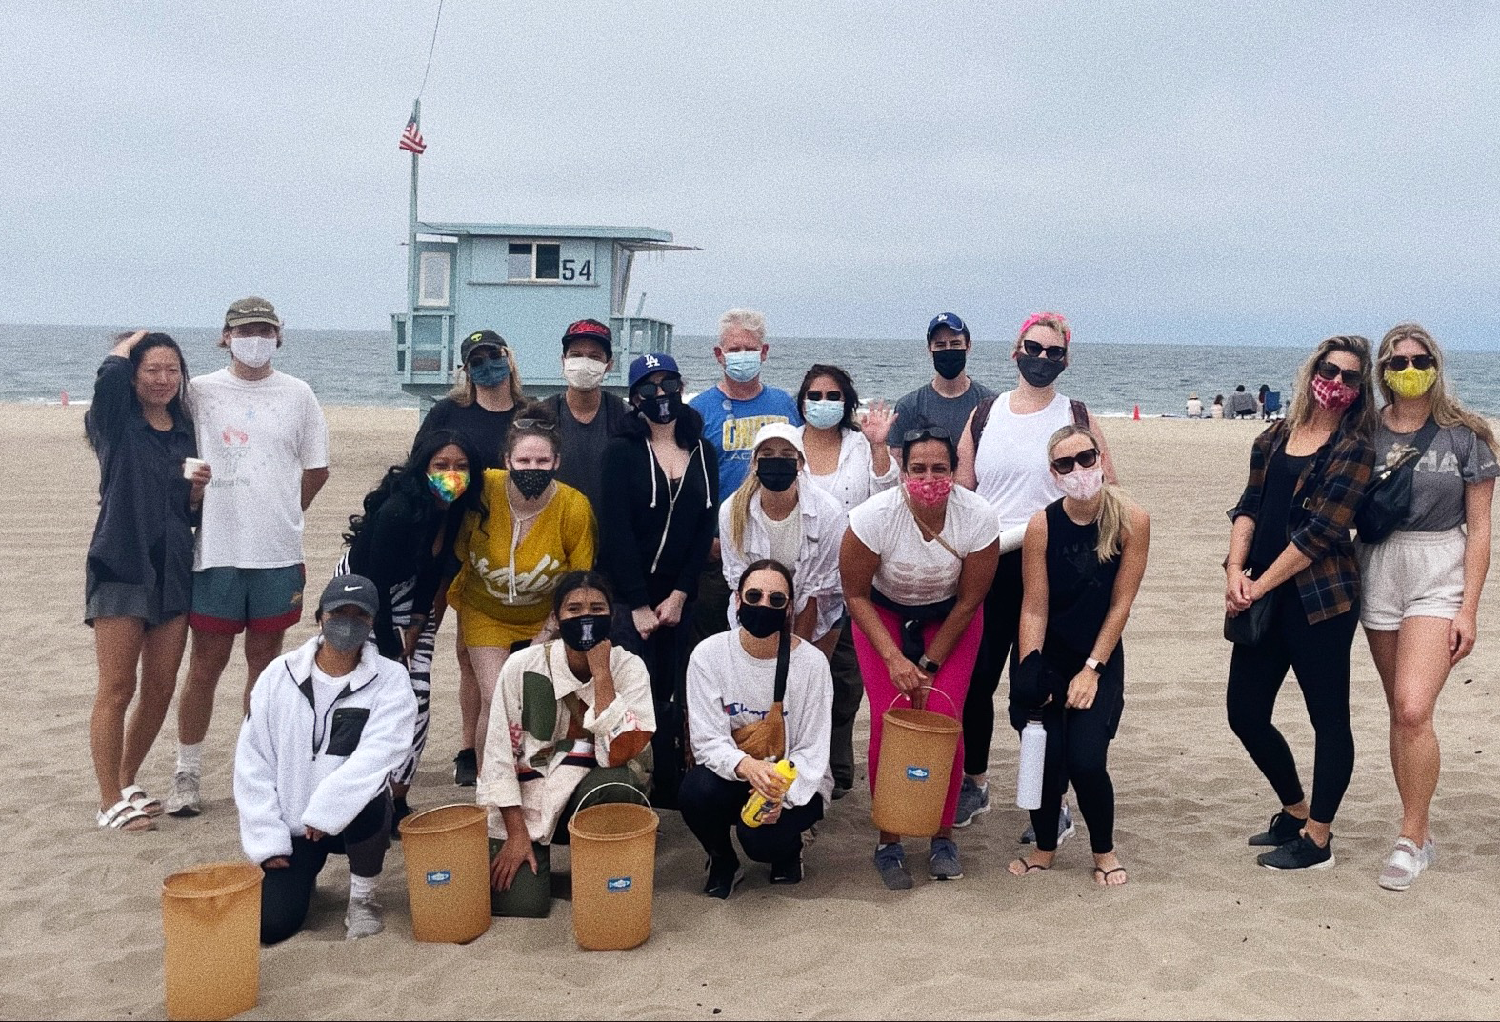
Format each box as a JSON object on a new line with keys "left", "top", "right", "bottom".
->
{"left": 509, "top": 468, "right": 554, "bottom": 500}
{"left": 1016, "top": 354, "right": 1066, "bottom": 388}
{"left": 755, "top": 456, "right": 799, "bottom": 492}
{"left": 738, "top": 602, "right": 786, "bottom": 639}
{"left": 638, "top": 392, "right": 681, "bottom": 424}
{"left": 932, "top": 349, "right": 967, "bottom": 381}
{"left": 559, "top": 613, "right": 612, "bottom": 652}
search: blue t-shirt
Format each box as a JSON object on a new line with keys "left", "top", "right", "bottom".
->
{"left": 690, "top": 383, "right": 803, "bottom": 495}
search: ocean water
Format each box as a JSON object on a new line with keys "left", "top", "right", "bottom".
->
{"left": 7, "top": 323, "right": 1500, "bottom": 417}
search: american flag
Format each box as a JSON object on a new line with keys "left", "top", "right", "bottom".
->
{"left": 399, "top": 115, "right": 426, "bottom": 155}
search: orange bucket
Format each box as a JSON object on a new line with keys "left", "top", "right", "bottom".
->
{"left": 161, "top": 862, "right": 262, "bottom": 1021}
{"left": 871, "top": 688, "right": 962, "bottom": 838}
{"left": 399, "top": 804, "right": 492, "bottom": 944}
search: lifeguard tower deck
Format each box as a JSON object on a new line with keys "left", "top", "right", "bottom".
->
{"left": 392, "top": 222, "right": 689, "bottom": 406}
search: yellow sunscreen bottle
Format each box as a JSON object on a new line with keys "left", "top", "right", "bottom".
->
{"left": 741, "top": 759, "right": 798, "bottom": 827}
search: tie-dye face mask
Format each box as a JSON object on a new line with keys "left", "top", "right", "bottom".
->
{"left": 427, "top": 470, "right": 469, "bottom": 504}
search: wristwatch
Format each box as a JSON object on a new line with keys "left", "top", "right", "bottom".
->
{"left": 1084, "top": 656, "right": 1104, "bottom": 673}
{"left": 918, "top": 655, "right": 942, "bottom": 673}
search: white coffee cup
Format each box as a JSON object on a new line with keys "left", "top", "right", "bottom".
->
{"left": 183, "top": 457, "right": 208, "bottom": 480}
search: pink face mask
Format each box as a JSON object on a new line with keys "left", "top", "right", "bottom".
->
{"left": 905, "top": 476, "right": 952, "bottom": 508}
{"left": 1311, "top": 375, "right": 1358, "bottom": 412}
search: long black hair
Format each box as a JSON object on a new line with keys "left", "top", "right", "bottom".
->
{"left": 85, "top": 332, "right": 192, "bottom": 449}
{"left": 344, "top": 428, "right": 488, "bottom": 544}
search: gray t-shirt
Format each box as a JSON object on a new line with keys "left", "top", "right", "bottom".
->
{"left": 1374, "top": 421, "right": 1498, "bottom": 532}
{"left": 888, "top": 380, "right": 996, "bottom": 450}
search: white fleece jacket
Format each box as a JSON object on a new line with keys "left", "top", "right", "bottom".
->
{"left": 234, "top": 635, "right": 418, "bottom": 864}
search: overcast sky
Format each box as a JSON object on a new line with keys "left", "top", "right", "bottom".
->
{"left": 4, "top": 2, "right": 1499, "bottom": 345}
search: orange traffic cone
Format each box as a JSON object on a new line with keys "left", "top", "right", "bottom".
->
{"left": 1132, "top": 404, "right": 1140, "bottom": 421}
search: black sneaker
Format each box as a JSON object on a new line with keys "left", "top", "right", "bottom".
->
{"left": 1257, "top": 833, "right": 1334, "bottom": 871}
{"left": 453, "top": 748, "right": 478, "bottom": 787}
{"left": 831, "top": 783, "right": 852, "bottom": 802}
{"left": 769, "top": 852, "right": 804, "bottom": 884}
{"left": 1248, "top": 810, "right": 1307, "bottom": 847}
{"left": 704, "top": 855, "right": 744, "bottom": 899}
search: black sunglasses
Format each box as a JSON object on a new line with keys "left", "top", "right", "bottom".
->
{"left": 634, "top": 378, "right": 683, "bottom": 399}
{"left": 1315, "top": 361, "right": 1364, "bottom": 388}
{"left": 805, "top": 390, "right": 844, "bottom": 402}
{"left": 903, "top": 426, "right": 953, "bottom": 444}
{"left": 512, "top": 418, "right": 556, "bottom": 431}
{"left": 1022, "top": 339, "right": 1068, "bottom": 361}
{"left": 467, "top": 350, "right": 505, "bottom": 367}
{"left": 1385, "top": 354, "right": 1435, "bottom": 372}
{"left": 742, "top": 588, "right": 789, "bottom": 609}
{"left": 1050, "top": 448, "right": 1100, "bottom": 474}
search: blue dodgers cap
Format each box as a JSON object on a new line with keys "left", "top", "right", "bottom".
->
{"left": 628, "top": 351, "right": 681, "bottom": 390}
{"left": 927, "top": 312, "right": 970, "bottom": 342}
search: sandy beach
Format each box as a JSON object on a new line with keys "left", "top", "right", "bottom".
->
{"left": 5, "top": 403, "right": 1500, "bottom": 1021}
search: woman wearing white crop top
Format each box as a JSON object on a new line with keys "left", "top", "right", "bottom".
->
{"left": 951, "top": 312, "right": 1117, "bottom": 830}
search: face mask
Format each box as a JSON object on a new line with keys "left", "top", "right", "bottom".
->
{"left": 427, "top": 469, "right": 469, "bottom": 504}
{"left": 563, "top": 356, "right": 608, "bottom": 391}
{"left": 1056, "top": 465, "right": 1105, "bottom": 501}
{"left": 1384, "top": 366, "right": 1437, "bottom": 400}
{"left": 1016, "top": 354, "right": 1066, "bottom": 388}
{"left": 469, "top": 358, "right": 511, "bottom": 388}
{"left": 509, "top": 467, "right": 554, "bottom": 500}
{"left": 322, "top": 615, "right": 371, "bottom": 653}
{"left": 905, "top": 476, "right": 953, "bottom": 508}
{"left": 1311, "top": 375, "right": 1358, "bottom": 412}
{"left": 756, "top": 456, "right": 799, "bottom": 492}
{"left": 230, "top": 335, "right": 275, "bottom": 369}
{"left": 932, "top": 349, "right": 967, "bottom": 381}
{"left": 722, "top": 350, "right": 763, "bottom": 383}
{"left": 738, "top": 602, "right": 786, "bottom": 639}
{"left": 639, "top": 392, "right": 681, "bottom": 424}
{"left": 559, "top": 612, "right": 612, "bottom": 652}
{"left": 803, "top": 399, "right": 845, "bottom": 430}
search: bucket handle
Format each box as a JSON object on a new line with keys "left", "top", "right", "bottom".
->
{"left": 568, "top": 781, "right": 652, "bottom": 826}
{"left": 889, "top": 685, "right": 958, "bottom": 717}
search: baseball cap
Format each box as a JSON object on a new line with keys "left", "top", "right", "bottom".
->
{"left": 628, "top": 351, "right": 681, "bottom": 390}
{"left": 224, "top": 296, "right": 282, "bottom": 330}
{"left": 460, "top": 329, "right": 507, "bottom": 363}
{"left": 319, "top": 574, "right": 379, "bottom": 617}
{"left": 561, "top": 318, "right": 613, "bottom": 360}
{"left": 751, "top": 421, "right": 804, "bottom": 457}
{"left": 926, "top": 312, "right": 970, "bottom": 342}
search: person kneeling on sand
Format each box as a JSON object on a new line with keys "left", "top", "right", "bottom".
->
{"left": 234, "top": 575, "right": 418, "bottom": 944}
{"left": 479, "top": 572, "right": 656, "bottom": 917}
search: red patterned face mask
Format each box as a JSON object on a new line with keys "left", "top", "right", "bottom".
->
{"left": 905, "top": 476, "right": 953, "bottom": 508}
{"left": 1311, "top": 375, "right": 1358, "bottom": 412}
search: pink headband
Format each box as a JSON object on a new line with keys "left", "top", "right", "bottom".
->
{"left": 1017, "top": 311, "right": 1071, "bottom": 345}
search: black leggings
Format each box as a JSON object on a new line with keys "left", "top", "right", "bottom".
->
{"left": 1226, "top": 586, "right": 1357, "bottom": 825}
{"left": 678, "top": 765, "right": 824, "bottom": 865}
{"left": 260, "top": 793, "right": 391, "bottom": 945}
{"left": 613, "top": 601, "right": 694, "bottom": 806}
{"left": 963, "top": 549, "right": 1023, "bottom": 775}
{"left": 1031, "top": 659, "right": 1124, "bottom": 854}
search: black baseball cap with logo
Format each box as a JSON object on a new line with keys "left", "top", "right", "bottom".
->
{"left": 459, "top": 330, "right": 508, "bottom": 363}
{"left": 561, "top": 319, "right": 613, "bottom": 360}
{"left": 318, "top": 574, "right": 380, "bottom": 618}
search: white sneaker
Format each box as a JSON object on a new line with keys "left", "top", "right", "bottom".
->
{"left": 164, "top": 771, "right": 201, "bottom": 818}
{"left": 1377, "top": 836, "right": 1432, "bottom": 892}
{"left": 345, "top": 897, "right": 384, "bottom": 939}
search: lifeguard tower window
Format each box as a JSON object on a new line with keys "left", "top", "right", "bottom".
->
{"left": 418, "top": 251, "right": 451, "bottom": 307}
{"left": 507, "top": 242, "right": 566, "bottom": 281}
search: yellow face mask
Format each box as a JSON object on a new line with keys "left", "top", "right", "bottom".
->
{"left": 1384, "top": 366, "right": 1437, "bottom": 400}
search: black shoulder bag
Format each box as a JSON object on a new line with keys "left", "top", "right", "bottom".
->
{"left": 1354, "top": 418, "right": 1441, "bottom": 546}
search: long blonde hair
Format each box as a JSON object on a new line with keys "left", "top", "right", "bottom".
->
{"left": 447, "top": 345, "right": 525, "bottom": 407}
{"left": 1284, "top": 334, "right": 1379, "bottom": 438}
{"left": 1047, "top": 424, "right": 1130, "bottom": 563}
{"left": 726, "top": 442, "right": 803, "bottom": 553}
{"left": 1376, "top": 323, "right": 1495, "bottom": 449}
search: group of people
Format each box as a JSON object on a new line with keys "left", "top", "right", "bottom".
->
{"left": 1187, "top": 384, "right": 1280, "bottom": 420}
{"left": 84, "top": 296, "right": 1489, "bottom": 946}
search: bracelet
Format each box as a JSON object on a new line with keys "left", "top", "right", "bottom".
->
{"left": 918, "top": 655, "right": 942, "bottom": 673}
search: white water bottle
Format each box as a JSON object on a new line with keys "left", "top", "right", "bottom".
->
{"left": 1016, "top": 718, "right": 1046, "bottom": 810}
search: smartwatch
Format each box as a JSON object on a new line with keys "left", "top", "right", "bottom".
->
{"left": 918, "top": 655, "right": 942, "bottom": 673}
{"left": 1084, "top": 656, "right": 1104, "bottom": 673}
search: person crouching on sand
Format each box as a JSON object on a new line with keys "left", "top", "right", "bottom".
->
{"left": 234, "top": 575, "right": 418, "bottom": 943}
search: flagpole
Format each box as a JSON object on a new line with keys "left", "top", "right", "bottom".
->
{"left": 407, "top": 98, "right": 421, "bottom": 317}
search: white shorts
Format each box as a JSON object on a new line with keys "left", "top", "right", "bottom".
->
{"left": 1356, "top": 527, "right": 1467, "bottom": 631}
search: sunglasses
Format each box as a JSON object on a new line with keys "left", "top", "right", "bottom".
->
{"left": 741, "top": 588, "right": 788, "bottom": 609}
{"left": 1050, "top": 448, "right": 1100, "bottom": 474}
{"left": 467, "top": 350, "right": 505, "bottom": 367}
{"left": 634, "top": 378, "right": 683, "bottom": 399}
{"left": 1315, "top": 361, "right": 1364, "bottom": 388}
{"left": 1385, "top": 354, "right": 1435, "bottom": 372}
{"left": 805, "top": 390, "right": 844, "bottom": 402}
{"left": 903, "top": 426, "right": 953, "bottom": 443}
{"left": 512, "top": 418, "right": 557, "bottom": 431}
{"left": 1022, "top": 339, "right": 1068, "bottom": 361}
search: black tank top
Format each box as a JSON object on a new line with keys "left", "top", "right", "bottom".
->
{"left": 1042, "top": 498, "right": 1123, "bottom": 674}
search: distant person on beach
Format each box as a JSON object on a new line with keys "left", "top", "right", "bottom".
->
{"left": 841, "top": 422, "right": 999, "bottom": 887}
{"left": 688, "top": 309, "right": 802, "bottom": 652}
{"left": 953, "top": 311, "right": 1114, "bottom": 839}
{"left": 682, "top": 560, "right": 833, "bottom": 897}
{"left": 449, "top": 405, "right": 596, "bottom": 774}
{"left": 336, "top": 428, "right": 488, "bottom": 834}
{"left": 1224, "top": 335, "right": 1376, "bottom": 871}
{"left": 414, "top": 330, "right": 523, "bottom": 788}
{"left": 1006, "top": 425, "right": 1150, "bottom": 886}
{"left": 478, "top": 571, "right": 655, "bottom": 917}
{"left": 1187, "top": 394, "right": 1204, "bottom": 418}
{"left": 539, "top": 319, "right": 629, "bottom": 520}
{"left": 234, "top": 575, "right": 417, "bottom": 943}
{"left": 796, "top": 363, "right": 898, "bottom": 798}
{"left": 598, "top": 353, "right": 718, "bottom": 807}
{"left": 1228, "top": 385, "right": 1258, "bottom": 419}
{"left": 166, "top": 297, "right": 329, "bottom": 818}
{"left": 1357, "top": 324, "right": 1496, "bottom": 891}
{"left": 86, "top": 330, "right": 209, "bottom": 831}
{"left": 888, "top": 312, "right": 994, "bottom": 451}
{"left": 1258, "top": 384, "right": 1271, "bottom": 421}
{"left": 1211, "top": 395, "right": 1225, "bottom": 419}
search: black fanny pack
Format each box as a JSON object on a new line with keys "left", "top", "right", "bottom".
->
{"left": 1355, "top": 418, "right": 1440, "bottom": 545}
{"left": 871, "top": 588, "right": 957, "bottom": 665}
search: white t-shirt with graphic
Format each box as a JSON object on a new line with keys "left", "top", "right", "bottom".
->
{"left": 190, "top": 368, "right": 329, "bottom": 570}
{"left": 848, "top": 484, "right": 999, "bottom": 606}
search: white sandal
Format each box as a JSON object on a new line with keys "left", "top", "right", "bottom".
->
{"left": 1377, "top": 837, "right": 1426, "bottom": 891}
{"left": 97, "top": 798, "right": 155, "bottom": 832}
{"left": 121, "top": 784, "right": 165, "bottom": 818}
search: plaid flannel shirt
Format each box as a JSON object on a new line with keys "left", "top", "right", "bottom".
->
{"left": 1228, "top": 420, "right": 1375, "bottom": 624}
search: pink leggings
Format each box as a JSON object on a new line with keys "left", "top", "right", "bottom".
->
{"left": 853, "top": 604, "right": 983, "bottom": 832}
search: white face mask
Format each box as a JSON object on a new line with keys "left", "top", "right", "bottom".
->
{"left": 562, "top": 356, "right": 608, "bottom": 391}
{"left": 230, "top": 335, "right": 276, "bottom": 369}
{"left": 1056, "top": 465, "right": 1105, "bottom": 501}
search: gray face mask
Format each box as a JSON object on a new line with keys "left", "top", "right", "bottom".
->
{"left": 322, "top": 616, "right": 371, "bottom": 652}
